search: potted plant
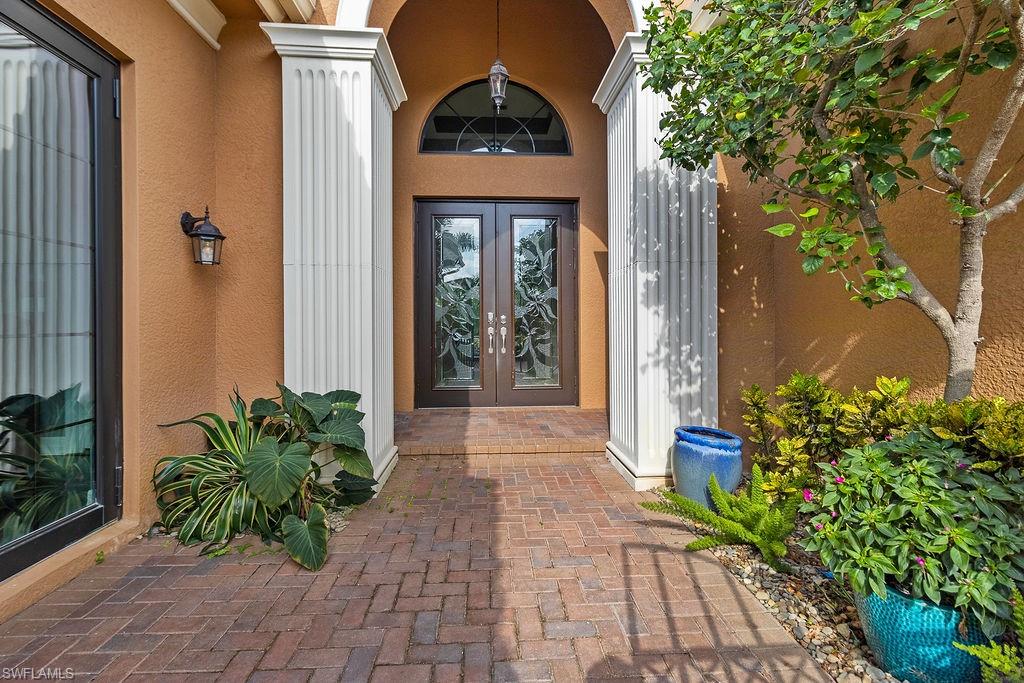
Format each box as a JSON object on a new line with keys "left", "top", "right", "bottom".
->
{"left": 801, "top": 430, "right": 1024, "bottom": 683}
{"left": 671, "top": 426, "right": 743, "bottom": 508}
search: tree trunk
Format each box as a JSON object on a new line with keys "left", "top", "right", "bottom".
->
{"left": 944, "top": 327, "right": 979, "bottom": 402}
{"left": 943, "top": 215, "right": 987, "bottom": 402}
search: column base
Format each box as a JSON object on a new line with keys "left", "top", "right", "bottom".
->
{"left": 605, "top": 442, "right": 672, "bottom": 491}
{"left": 375, "top": 445, "right": 400, "bottom": 490}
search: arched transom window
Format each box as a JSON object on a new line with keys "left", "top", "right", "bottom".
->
{"left": 420, "top": 80, "right": 571, "bottom": 155}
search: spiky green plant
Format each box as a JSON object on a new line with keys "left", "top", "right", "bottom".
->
{"left": 955, "top": 589, "right": 1024, "bottom": 683}
{"left": 641, "top": 465, "right": 800, "bottom": 571}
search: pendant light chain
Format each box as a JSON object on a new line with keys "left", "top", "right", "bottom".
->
{"left": 488, "top": 0, "right": 510, "bottom": 115}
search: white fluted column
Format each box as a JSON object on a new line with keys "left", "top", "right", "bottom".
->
{"left": 594, "top": 34, "right": 718, "bottom": 490}
{"left": 262, "top": 24, "right": 406, "bottom": 483}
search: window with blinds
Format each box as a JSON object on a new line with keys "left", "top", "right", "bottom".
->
{"left": 0, "top": 0, "right": 121, "bottom": 579}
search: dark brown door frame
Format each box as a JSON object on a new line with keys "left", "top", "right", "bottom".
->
{"left": 415, "top": 201, "right": 497, "bottom": 407}
{"left": 414, "top": 199, "right": 579, "bottom": 408}
{"left": 495, "top": 202, "right": 578, "bottom": 407}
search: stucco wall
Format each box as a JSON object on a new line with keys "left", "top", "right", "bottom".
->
{"left": 769, "top": 28, "right": 1024, "bottom": 403}
{"left": 211, "top": 8, "right": 286, "bottom": 408}
{"left": 384, "top": 0, "right": 626, "bottom": 411}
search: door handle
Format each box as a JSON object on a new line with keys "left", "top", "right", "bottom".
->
{"left": 500, "top": 326, "right": 507, "bottom": 354}
{"left": 487, "top": 326, "right": 495, "bottom": 354}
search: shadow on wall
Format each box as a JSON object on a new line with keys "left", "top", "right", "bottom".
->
{"left": 714, "top": 157, "right": 777, "bottom": 437}
{"left": 622, "top": 163, "right": 716, "bottom": 471}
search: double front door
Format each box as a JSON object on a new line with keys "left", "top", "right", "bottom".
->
{"left": 415, "top": 201, "right": 578, "bottom": 407}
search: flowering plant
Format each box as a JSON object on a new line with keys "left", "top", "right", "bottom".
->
{"left": 800, "top": 430, "right": 1024, "bottom": 638}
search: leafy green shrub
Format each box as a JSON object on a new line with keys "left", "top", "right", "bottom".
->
{"left": 641, "top": 465, "right": 799, "bottom": 571}
{"left": 801, "top": 430, "right": 1024, "bottom": 638}
{"left": 741, "top": 373, "right": 909, "bottom": 497}
{"left": 899, "top": 398, "right": 1024, "bottom": 470}
{"left": 956, "top": 588, "right": 1024, "bottom": 683}
{"left": 153, "top": 384, "right": 377, "bottom": 570}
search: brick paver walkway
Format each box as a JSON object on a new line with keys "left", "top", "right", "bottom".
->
{"left": 0, "top": 454, "right": 828, "bottom": 682}
{"left": 395, "top": 409, "right": 608, "bottom": 455}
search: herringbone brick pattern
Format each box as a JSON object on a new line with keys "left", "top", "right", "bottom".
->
{"left": 0, "top": 454, "right": 829, "bottom": 682}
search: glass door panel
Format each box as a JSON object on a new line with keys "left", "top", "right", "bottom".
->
{"left": 0, "top": 0, "right": 121, "bottom": 581}
{"left": 415, "top": 201, "right": 576, "bottom": 408}
{"left": 495, "top": 203, "right": 577, "bottom": 407}
{"left": 415, "top": 202, "right": 496, "bottom": 407}
{"left": 512, "top": 218, "right": 560, "bottom": 387}
{"left": 433, "top": 217, "right": 482, "bottom": 388}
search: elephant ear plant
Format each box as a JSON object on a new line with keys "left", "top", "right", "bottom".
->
{"left": 153, "top": 384, "right": 377, "bottom": 570}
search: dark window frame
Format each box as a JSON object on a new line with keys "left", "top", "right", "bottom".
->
{"left": 419, "top": 80, "right": 572, "bottom": 156}
{"left": 0, "top": 0, "right": 122, "bottom": 581}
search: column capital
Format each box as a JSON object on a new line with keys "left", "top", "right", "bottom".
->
{"left": 593, "top": 32, "right": 648, "bottom": 114}
{"left": 260, "top": 23, "right": 407, "bottom": 110}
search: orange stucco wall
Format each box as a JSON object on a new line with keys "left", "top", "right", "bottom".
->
{"left": 384, "top": 0, "right": 629, "bottom": 411}
{"left": 766, "top": 25, "right": 1024, "bottom": 404}
{"left": 211, "top": 7, "right": 287, "bottom": 408}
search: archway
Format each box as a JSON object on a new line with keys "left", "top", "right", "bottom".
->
{"left": 385, "top": 0, "right": 617, "bottom": 412}
{"left": 262, "top": 0, "right": 718, "bottom": 491}
{"left": 336, "top": 0, "right": 642, "bottom": 41}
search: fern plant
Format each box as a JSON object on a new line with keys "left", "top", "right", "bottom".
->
{"left": 640, "top": 465, "right": 799, "bottom": 571}
{"left": 955, "top": 589, "right": 1024, "bottom": 683}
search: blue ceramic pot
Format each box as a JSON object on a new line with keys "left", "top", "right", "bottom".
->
{"left": 855, "top": 589, "right": 985, "bottom": 683}
{"left": 671, "top": 426, "right": 743, "bottom": 508}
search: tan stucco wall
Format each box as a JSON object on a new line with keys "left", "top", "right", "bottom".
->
{"left": 716, "top": 156, "right": 778, "bottom": 435}
{"left": 767, "top": 30, "right": 1024, "bottom": 403}
{"left": 1, "top": 0, "right": 222, "bottom": 620}
{"left": 384, "top": 0, "right": 627, "bottom": 411}
{"left": 211, "top": 11, "right": 287, "bottom": 407}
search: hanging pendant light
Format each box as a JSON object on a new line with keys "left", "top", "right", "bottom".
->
{"left": 489, "top": 0, "right": 509, "bottom": 112}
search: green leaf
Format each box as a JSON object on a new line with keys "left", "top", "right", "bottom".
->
{"left": 243, "top": 438, "right": 312, "bottom": 508}
{"left": 323, "top": 389, "right": 361, "bottom": 409}
{"left": 934, "top": 145, "right": 963, "bottom": 170}
{"left": 802, "top": 255, "right": 825, "bottom": 275}
{"left": 761, "top": 202, "right": 787, "bottom": 214}
{"left": 922, "top": 86, "right": 959, "bottom": 119}
{"left": 250, "top": 398, "right": 283, "bottom": 418}
{"left": 309, "top": 418, "right": 366, "bottom": 450}
{"left": 333, "top": 470, "right": 378, "bottom": 506}
{"left": 299, "top": 393, "right": 333, "bottom": 425}
{"left": 766, "top": 223, "right": 796, "bottom": 237}
{"left": 911, "top": 141, "right": 934, "bottom": 160}
{"left": 871, "top": 172, "right": 897, "bottom": 195}
{"left": 987, "top": 44, "right": 1016, "bottom": 70}
{"left": 335, "top": 447, "right": 374, "bottom": 480}
{"left": 925, "top": 62, "right": 956, "bottom": 82}
{"left": 282, "top": 504, "right": 329, "bottom": 570}
{"left": 855, "top": 47, "right": 884, "bottom": 76}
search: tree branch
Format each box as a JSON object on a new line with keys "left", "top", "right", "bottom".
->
{"left": 962, "top": 1, "right": 1024, "bottom": 205}
{"left": 986, "top": 179, "right": 1024, "bottom": 221}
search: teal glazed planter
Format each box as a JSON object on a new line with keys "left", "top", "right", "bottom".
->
{"left": 671, "top": 426, "right": 743, "bottom": 508}
{"left": 855, "top": 589, "right": 985, "bottom": 683}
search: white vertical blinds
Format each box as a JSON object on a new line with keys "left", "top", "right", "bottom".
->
{"left": 1, "top": 22, "right": 94, "bottom": 402}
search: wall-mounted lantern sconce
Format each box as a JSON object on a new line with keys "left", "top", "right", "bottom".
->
{"left": 180, "top": 207, "right": 225, "bottom": 265}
